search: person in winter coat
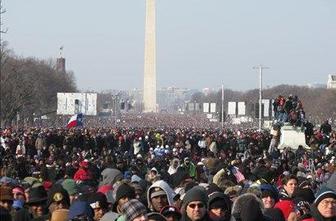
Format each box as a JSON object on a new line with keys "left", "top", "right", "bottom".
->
{"left": 260, "top": 184, "right": 285, "bottom": 221}
{"left": 208, "top": 191, "right": 232, "bottom": 221}
{"left": 231, "top": 193, "right": 271, "bottom": 221}
{"left": 73, "top": 160, "right": 93, "bottom": 182}
{"left": 275, "top": 175, "right": 298, "bottom": 220}
{"left": 180, "top": 186, "right": 213, "bottom": 221}
{"left": 300, "top": 186, "right": 336, "bottom": 221}
{"left": 147, "top": 180, "right": 175, "bottom": 213}
{"left": 121, "top": 199, "right": 148, "bottom": 221}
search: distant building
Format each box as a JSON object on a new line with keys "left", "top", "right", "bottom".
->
{"left": 202, "top": 88, "right": 211, "bottom": 96}
{"left": 157, "top": 87, "right": 191, "bottom": 112}
{"left": 56, "top": 57, "right": 66, "bottom": 73}
{"left": 327, "top": 74, "right": 336, "bottom": 89}
{"left": 306, "top": 83, "right": 326, "bottom": 89}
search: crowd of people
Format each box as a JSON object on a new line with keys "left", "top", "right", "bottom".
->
{"left": 273, "top": 95, "right": 305, "bottom": 127}
{"left": 0, "top": 114, "right": 335, "bottom": 221}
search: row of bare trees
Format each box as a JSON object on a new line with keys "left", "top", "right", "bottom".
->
{"left": 191, "top": 85, "right": 336, "bottom": 124}
{"left": 0, "top": 45, "right": 77, "bottom": 127}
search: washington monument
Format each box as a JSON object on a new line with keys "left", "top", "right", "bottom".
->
{"left": 143, "top": 0, "right": 157, "bottom": 113}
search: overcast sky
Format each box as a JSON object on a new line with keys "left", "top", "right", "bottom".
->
{"left": 3, "top": 0, "right": 336, "bottom": 92}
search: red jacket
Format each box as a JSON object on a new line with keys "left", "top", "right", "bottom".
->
{"left": 73, "top": 168, "right": 92, "bottom": 181}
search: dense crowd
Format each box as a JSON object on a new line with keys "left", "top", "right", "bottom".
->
{"left": 0, "top": 116, "right": 335, "bottom": 221}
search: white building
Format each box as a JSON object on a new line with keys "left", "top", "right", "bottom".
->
{"left": 327, "top": 74, "right": 336, "bottom": 89}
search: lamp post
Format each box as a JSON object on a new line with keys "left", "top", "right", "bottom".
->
{"left": 253, "top": 65, "right": 269, "bottom": 131}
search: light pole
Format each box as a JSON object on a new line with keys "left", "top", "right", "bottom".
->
{"left": 253, "top": 65, "right": 269, "bottom": 131}
{"left": 221, "top": 84, "right": 224, "bottom": 129}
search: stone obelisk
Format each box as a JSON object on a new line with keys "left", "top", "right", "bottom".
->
{"left": 143, "top": 0, "right": 157, "bottom": 113}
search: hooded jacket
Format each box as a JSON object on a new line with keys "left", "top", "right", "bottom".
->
{"left": 99, "top": 168, "right": 122, "bottom": 186}
{"left": 147, "top": 180, "right": 175, "bottom": 211}
{"left": 208, "top": 192, "right": 232, "bottom": 221}
{"left": 231, "top": 193, "right": 271, "bottom": 221}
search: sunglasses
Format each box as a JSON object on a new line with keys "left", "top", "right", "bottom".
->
{"left": 188, "top": 203, "right": 205, "bottom": 209}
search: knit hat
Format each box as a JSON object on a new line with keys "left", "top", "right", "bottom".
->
{"left": 182, "top": 186, "right": 208, "bottom": 209}
{"left": 0, "top": 186, "right": 13, "bottom": 201}
{"left": 61, "top": 179, "right": 78, "bottom": 196}
{"left": 121, "top": 199, "right": 147, "bottom": 221}
{"left": 12, "top": 186, "right": 25, "bottom": 196}
{"left": 115, "top": 183, "right": 136, "bottom": 204}
{"left": 260, "top": 184, "right": 279, "bottom": 201}
{"left": 68, "top": 201, "right": 93, "bottom": 220}
{"left": 314, "top": 186, "right": 336, "bottom": 206}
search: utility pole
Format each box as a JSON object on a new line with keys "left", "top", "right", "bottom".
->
{"left": 253, "top": 65, "right": 269, "bottom": 131}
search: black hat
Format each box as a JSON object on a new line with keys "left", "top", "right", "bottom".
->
{"left": 147, "top": 212, "right": 167, "bottom": 221}
{"left": 88, "top": 192, "right": 108, "bottom": 210}
{"left": 208, "top": 192, "right": 231, "bottom": 211}
{"left": 26, "top": 186, "right": 48, "bottom": 205}
{"left": 115, "top": 183, "right": 136, "bottom": 204}
{"left": 160, "top": 206, "right": 181, "bottom": 219}
{"left": 47, "top": 184, "right": 70, "bottom": 207}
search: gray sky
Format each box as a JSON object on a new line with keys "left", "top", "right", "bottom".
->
{"left": 3, "top": 0, "right": 336, "bottom": 92}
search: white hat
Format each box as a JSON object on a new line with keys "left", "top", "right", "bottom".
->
{"left": 151, "top": 167, "right": 158, "bottom": 173}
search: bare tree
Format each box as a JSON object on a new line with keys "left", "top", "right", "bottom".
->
{"left": 0, "top": 52, "right": 77, "bottom": 127}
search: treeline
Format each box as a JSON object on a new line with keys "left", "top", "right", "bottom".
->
{"left": 0, "top": 46, "right": 77, "bottom": 127}
{"left": 191, "top": 85, "right": 336, "bottom": 123}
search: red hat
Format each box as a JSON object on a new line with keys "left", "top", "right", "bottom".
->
{"left": 79, "top": 160, "right": 89, "bottom": 168}
{"left": 12, "top": 186, "right": 25, "bottom": 195}
{"left": 43, "top": 181, "right": 53, "bottom": 191}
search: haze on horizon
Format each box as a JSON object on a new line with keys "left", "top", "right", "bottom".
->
{"left": 3, "top": 0, "right": 336, "bottom": 92}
